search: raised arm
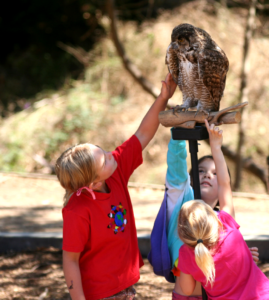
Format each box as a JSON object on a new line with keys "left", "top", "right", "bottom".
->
{"left": 166, "top": 135, "right": 189, "bottom": 220}
{"left": 135, "top": 73, "right": 177, "bottom": 150}
{"left": 166, "top": 133, "right": 188, "bottom": 189}
{"left": 204, "top": 119, "right": 234, "bottom": 218}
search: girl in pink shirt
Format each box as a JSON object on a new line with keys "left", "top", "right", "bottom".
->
{"left": 176, "top": 120, "right": 269, "bottom": 299}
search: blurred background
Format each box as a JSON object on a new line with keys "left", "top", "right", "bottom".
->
{"left": 1, "top": 0, "right": 269, "bottom": 193}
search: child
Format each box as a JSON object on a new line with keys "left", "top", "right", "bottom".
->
{"left": 55, "top": 73, "right": 177, "bottom": 300}
{"left": 177, "top": 120, "right": 269, "bottom": 299}
{"left": 148, "top": 119, "right": 259, "bottom": 299}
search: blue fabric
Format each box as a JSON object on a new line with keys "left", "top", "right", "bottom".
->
{"left": 148, "top": 191, "right": 175, "bottom": 283}
{"left": 148, "top": 134, "right": 194, "bottom": 283}
{"left": 167, "top": 185, "right": 193, "bottom": 266}
{"left": 166, "top": 137, "right": 194, "bottom": 266}
{"left": 166, "top": 139, "right": 188, "bottom": 187}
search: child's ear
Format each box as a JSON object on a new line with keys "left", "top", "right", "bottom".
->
{"left": 91, "top": 181, "right": 102, "bottom": 191}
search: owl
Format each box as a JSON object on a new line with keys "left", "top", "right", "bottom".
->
{"left": 165, "top": 23, "right": 229, "bottom": 115}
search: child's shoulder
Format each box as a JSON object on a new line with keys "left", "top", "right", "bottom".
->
{"left": 114, "top": 135, "right": 141, "bottom": 155}
{"left": 218, "top": 210, "right": 240, "bottom": 230}
{"left": 63, "top": 193, "right": 90, "bottom": 214}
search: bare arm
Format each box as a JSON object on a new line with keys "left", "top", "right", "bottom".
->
{"left": 135, "top": 73, "right": 177, "bottom": 150}
{"left": 204, "top": 119, "right": 234, "bottom": 218}
{"left": 178, "top": 271, "right": 196, "bottom": 296}
{"left": 63, "top": 250, "right": 86, "bottom": 300}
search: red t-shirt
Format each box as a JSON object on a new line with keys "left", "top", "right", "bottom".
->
{"left": 62, "top": 135, "right": 144, "bottom": 300}
{"left": 178, "top": 211, "right": 269, "bottom": 300}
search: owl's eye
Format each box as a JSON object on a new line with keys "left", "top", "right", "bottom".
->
{"left": 178, "top": 38, "right": 185, "bottom": 43}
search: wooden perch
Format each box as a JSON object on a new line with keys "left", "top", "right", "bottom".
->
{"left": 159, "top": 102, "right": 248, "bottom": 128}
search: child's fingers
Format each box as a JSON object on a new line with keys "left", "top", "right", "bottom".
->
{"left": 161, "top": 81, "right": 167, "bottom": 90}
{"left": 205, "top": 120, "right": 223, "bottom": 137}
{"left": 210, "top": 123, "right": 215, "bottom": 131}
{"left": 250, "top": 247, "right": 259, "bottom": 251}
{"left": 204, "top": 119, "right": 210, "bottom": 130}
{"left": 165, "top": 73, "right": 171, "bottom": 82}
{"left": 204, "top": 119, "right": 215, "bottom": 134}
{"left": 250, "top": 250, "right": 259, "bottom": 262}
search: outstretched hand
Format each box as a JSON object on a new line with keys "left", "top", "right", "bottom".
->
{"left": 204, "top": 119, "right": 223, "bottom": 150}
{"left": 160, "top": 73, "right": 177, "bottom": 100}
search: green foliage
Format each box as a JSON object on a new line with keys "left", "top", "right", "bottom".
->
{"left": 111, "top": 95, "right": 125, "bottom": 106}
{"left": 0, "top": 142, "right": 24, "bottom": 172}
{"left": 0, "top": 84, "right": 106, "bottom": 171}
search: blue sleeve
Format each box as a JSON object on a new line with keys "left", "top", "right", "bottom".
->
{"left": 166, "top": 129, "right": 189, "bottom": 188}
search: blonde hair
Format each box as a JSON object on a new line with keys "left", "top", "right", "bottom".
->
{"left": 178, "top": 200, "right": 221, "bottom": 287}
{"left": 55, "top": 144, "right": 98, "bottom": 206}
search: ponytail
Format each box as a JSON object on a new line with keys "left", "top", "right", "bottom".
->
{"left": 178, "top": 200, "right": 221, "bottom": 287}
{"left": 195, "top": 241, "right": 215, "bottom": 287}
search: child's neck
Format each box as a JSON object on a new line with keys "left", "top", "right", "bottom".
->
{"left": 96, "top": 182, "right": 110, "bottom": 193}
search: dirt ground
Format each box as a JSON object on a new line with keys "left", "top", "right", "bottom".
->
{"left": 0, "top": 247, "right": 269, "bottom": 300}
{"left": 0, "top": 248, "right": 173, "bottom": 300}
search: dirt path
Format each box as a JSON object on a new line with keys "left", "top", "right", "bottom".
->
{"left": 1, "top": 173, "right": 269, "bottom": 236}
{"left": 0, "top": 247, "right": 268, "bottom": 300}
{"left": 0, "top": 248, "right": 175, "bottom": 300}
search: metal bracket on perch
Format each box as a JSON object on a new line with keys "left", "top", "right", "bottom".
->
{"left": 159, "top": 102, "right": 248, "bottom": 128}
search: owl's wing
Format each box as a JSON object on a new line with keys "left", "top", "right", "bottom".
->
{"left": 198, "top": 49, "right": 229, "bottom": 110}
{"left": 165, "top": 44, "right": 179, "bottom": 86}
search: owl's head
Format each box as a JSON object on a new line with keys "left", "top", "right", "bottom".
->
{"left": 171, "top": 23, "right": 209, "bottom": 51}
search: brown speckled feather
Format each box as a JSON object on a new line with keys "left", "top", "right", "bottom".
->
{"left": 165, "top": 23, "right": 229, "bottom": 113}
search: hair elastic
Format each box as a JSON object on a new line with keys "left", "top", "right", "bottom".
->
{"left": 76, "top": 186, "right": 96, "bottom": 200}
{"left": 197, "top": 239, "right": 203, "bottom": 244}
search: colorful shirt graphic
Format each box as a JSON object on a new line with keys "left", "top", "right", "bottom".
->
{"left": 108, "top": 203, "right": 128, "bottom": 233}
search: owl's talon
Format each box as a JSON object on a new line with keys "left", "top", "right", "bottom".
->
{"left": 172, "top": 105, "right": 187, "bottom": 115}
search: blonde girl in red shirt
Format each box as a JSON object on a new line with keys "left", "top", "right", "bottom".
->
{"left": 55, "top": 73, "right": 177, "bottom": 300}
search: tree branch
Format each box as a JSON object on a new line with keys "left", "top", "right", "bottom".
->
{"left": 106, "top": 0, "right": 162, "bottom": 99}
{"left": 222, "top": 144, "right": 267, "bottom": 190}
{"left": 234, "top": 0, "right": 257, "bottom": 191}
{"left": 57, "top": 42, "right": 91, "bottom": 68}
{"left": 202, "top": 139, "right": 267, "bottom": 190}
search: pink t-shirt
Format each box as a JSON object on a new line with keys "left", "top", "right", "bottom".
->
{"left": 178, "top": 210, "right": 269, "bottom": 300}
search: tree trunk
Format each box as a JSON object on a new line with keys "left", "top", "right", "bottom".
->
{"left": 234, "top": 0, "right": 257, "bottom": 191}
